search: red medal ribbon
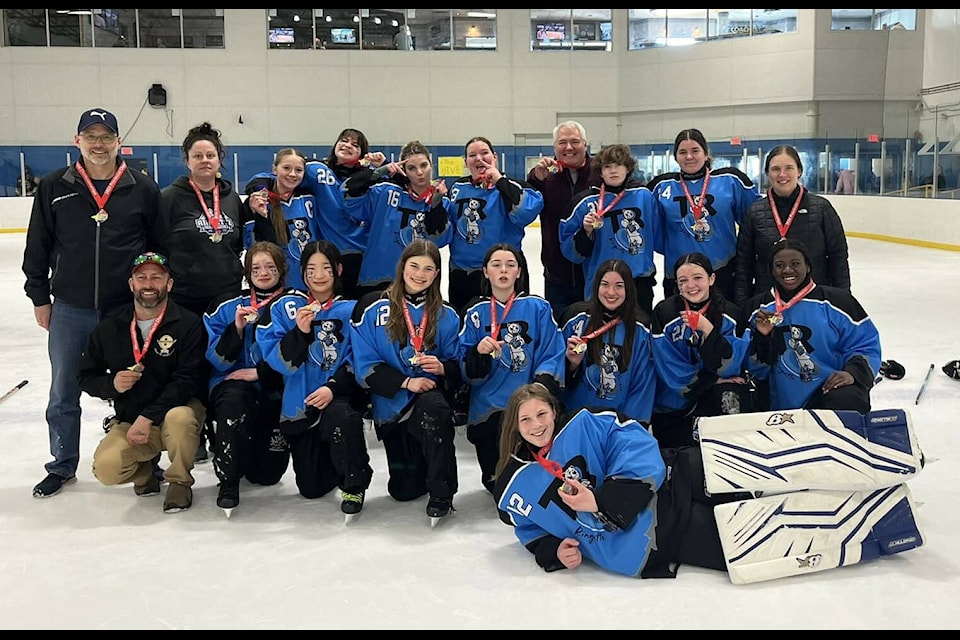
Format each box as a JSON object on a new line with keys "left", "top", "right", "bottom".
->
{"left": 679, "top": 170, "right": 712, "bottom": 222}
{"left": 188, "top": 179, "right": 222, "bottom": 237}
{"left": 769, "top": 186, "right": 805, "bottom": 240}
{"left": 773, "top": 279, "right": 816, "bottom": 318}
{"left": 489, "top": 292, "right": 517, "bottom": 340}
{"left": 595, "top": 184, "right": 627, "bottom": 222}
{"left": 129, "top": 305, "right": 167, "bottom": 369}
{"left": 534, "top": 444, "right": 565, "bottom": 481}
{"left": 682, "top": 300, "right": 711, "bottom": 332}
{"left": 407, "top": 184, "right": 435, "bottom": 203}
{"left": 307, "top": 295, "right": 336, "bottom": 312}
{"left": 402, "top": 301, "right": 430, "bottom": 354}
{"left": 75, "top": 160, "right": 128, "bottom": 222}
{"left": 250, "top": 289, "right": 282, "bottom": 313}
{"left": 576, "top": 317, "right": 621, "bottom": 351}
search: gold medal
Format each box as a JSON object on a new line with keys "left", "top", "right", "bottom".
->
{"left": 91, "top": 209, "right": 109, "bottom": 223}
{"left": 245, "top": 312, "right": 259, "bottom": 323}
{"left": 768, "top": 313, "right": 783, "bottom": 326}
{"left": 127, "top": 363, "right": 144, "bottom": 373}
{"left": 210, "top": 233, "right": 222, "bottom": 243}
{"left": 548, "top": 165, "right": 560, "bottom": 174}
{"left": 490, "top": 350, "right": 500, "bottom": 359}
{"left": 592, "top": 219, "right": 604, "bottom": 229}
{"left": 308, "top": 302, "right": 322, "bottom": 314}
{"left": 573, "top": 343, "right": 587, "bottom": 354}
{"left": 408, "top": 354, "right": 420, "bottom": 366}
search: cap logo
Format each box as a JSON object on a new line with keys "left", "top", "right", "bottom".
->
{"left": 87, "top": 110, "right": 110, "bottom": 122}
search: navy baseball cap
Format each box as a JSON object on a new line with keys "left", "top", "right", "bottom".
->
{"left": 77, "top": 108, "right": 119, "bottom": 135}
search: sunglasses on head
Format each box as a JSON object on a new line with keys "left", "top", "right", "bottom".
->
{"left": 133, "top": 252, "right": 167, "bottom": 267}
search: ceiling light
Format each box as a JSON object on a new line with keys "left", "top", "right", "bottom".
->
{"left": 467, "top": 12, "right": 496, "bottom": 19}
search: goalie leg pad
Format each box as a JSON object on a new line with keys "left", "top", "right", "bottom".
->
{"left": 698, "top": 408, "right": 923, "bottom": 495}
{"left": 715, "top": 483, "right": 923, "bottom": 585}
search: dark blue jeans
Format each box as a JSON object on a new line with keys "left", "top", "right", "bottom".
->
{"left": 544, "top": 280, "right": 584, "bottom": 324}
{"left": 44, "top": 300, "right": 101, "bottom": 478}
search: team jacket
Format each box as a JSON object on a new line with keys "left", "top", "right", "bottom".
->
{"left": 494, "top": 408, "right": 664, "bottom": 577}
{"left": 445, "top": 176, "right": 543, "bottom": 272}
{"left": 559, "top": 303, "right": 656, "bottom": 424}
{"left": 258, "top": 291, "right": 363, "bottom": 429}
{"left": 342, "top": 168, "right": 453, "bottom": 289}
{"left": 22, "top": 160, "right": 164, "bottom": 312}
{"left": 161, "top": 175, "right": 246, "bottom": 305}
{"left": 734, "top": 187, "right": 851, "bottom": 306}
{"left": 527, "top": 157, "right": 600, "bottom": 288}
{"left": 302, "top": 160, "right": 368, "bottom": 255}
{"left": 647, "top": 167, "right": 762, "bottom": 279}
{"left": 459, "top": 293, "right": 566, "bottom": 426}
{"left": 650, "top": 295, "right": 751, "bottom": 413}
{"left": 746, "top": 281, "right": 881, "bottom": 409}
{"left": 559, "top": 179, "right": 660, "bottom": 299}
{"left": 242, "top": 172, "right": 318, "bottom": 292}
{"left": 77, "top": 301, "right": 205, "bottom": 425}
{"left": 203, "top": 287, "right": 290, "bottom": 393}
{"left": 351, "top": 293, "right": 463, "bottom": 425}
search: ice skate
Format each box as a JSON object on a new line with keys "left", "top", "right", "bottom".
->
{"left": 426, "top": 496, "right": 455, "bottom": 527}
{"left": 217, "top": 482, "right": 240, "bottom": 519}
{"left": 340, "top": 490, "right": 364, "bottom": 524}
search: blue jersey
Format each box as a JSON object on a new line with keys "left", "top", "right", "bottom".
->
{"left": 649, "top": 168, "right": 761, "bottom": 278}
{"left": 650, "top": 295, "right": 751, "bottom": 413}
{"left": 351, "top": 296, "right": 462, "bottom": 424}
{"left": 302, "top": 160, "right": 367, "bottom": 254}
{"left": 560, "top": 304, "right": 656, "bottom": 424}
{"left": 445, "top": 177, "right": 543, "bottom": 272}
{"left": 459, "top": 294, "right": 566, "bottom": 426}
{"left": 204, "top": 289, "right": 290, "bottom": 393}
{"left": 496, "top": 408, "right": 665, "bottom": 577}
{"left": 257, "top": 292, "right": 358, "bottom": 426}
{"left": 747, "top": 284, "right": 881, "bottom": 409}
{"left": 242, "top": 172, "right": 318, "bottom": 291}
{"left": 342, "top": 170, "right": 453, "bottom": 289}
{"left": 559, "top": 183, "right": 660, "bottom": 299}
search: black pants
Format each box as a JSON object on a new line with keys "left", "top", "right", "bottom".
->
{"left": 210, "top": 379, "right": 289, "bottom": 486}
{"left": 339, "top": 252, "right": 364, "bottom": 301}
{"left": 632, "top": 274, "right": 657, "bottom": 317}
{"left": 643, "top": 446, "right": 740, "bottom": 578}
{"left": 448, "top": 268, "right": 485, "bottom": 316}
{"left": 651, "top": 381, "right": 754, "bottom": 449}
{"left": 466, "top": 412, "right": 502, "bottom": 494}
{"left": 287, "top": 397, "right": 373, "bottom": 499}
{"left": 378, "top": 390, "right": 458, "bottom": 502}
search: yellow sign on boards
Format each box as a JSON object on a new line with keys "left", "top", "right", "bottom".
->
{"left": 437, "top": 156, "right": 465, "bottom": 178}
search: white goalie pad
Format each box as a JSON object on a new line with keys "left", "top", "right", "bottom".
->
{"left": 697, "top": 408, "right": 923, "bottom": 495}
{"left": 715, "top": 483, "right": 923, "bottom": 585}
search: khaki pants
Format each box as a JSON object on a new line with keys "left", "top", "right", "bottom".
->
{"left": 92, "top": 399, "right": 206, "bottom": 487}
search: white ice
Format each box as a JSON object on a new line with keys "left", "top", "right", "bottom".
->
{"left": 1, "top": 230, "right": 958, "bottom": 630}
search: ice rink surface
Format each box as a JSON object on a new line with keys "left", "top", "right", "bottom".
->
{"left": 1, "top": 229, "right": 958, "bottom": 630}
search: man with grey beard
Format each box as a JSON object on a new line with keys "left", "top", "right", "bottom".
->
{"left": 78, "top": 252, "right": 207, "bottom": 513}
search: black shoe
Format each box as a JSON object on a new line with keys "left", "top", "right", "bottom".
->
{"left": 426, "top": 496, "right": 454, "bottom": 519}
{"left": 340, "top": 490, "right": 365, "bottom": 515}
{"left": 134, "top": 474, "right": 161, "bottom": 497}
{"left": 152, "top": 455, "right": 165, "bottom": 483}
{"left": 195, "top": 440, "right": 209, "bottom": 464}
{"left": 32, "top": 473, "right": 76, "bottom": 498}
{"left": 216, "top": 482, "right": 240, "bottom": 510}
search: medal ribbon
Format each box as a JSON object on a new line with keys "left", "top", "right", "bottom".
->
{"left": 679, "top": 170, "right": 712, "bottom": 222}
{"left": 189, "top": 179, "right": 221, "bottom": 236}
{"left": 577, "top": 317, "right": 621, "bottom": 349}
{"left": 489, "top": 292, "right": 517, "bottom": 341}
{"left": 533, "top": 444, "right": 565, "bottom": 481}
{"left": 769, "top": 186, "right": 805, "bottom": 240}
{"left": 249, "top": 288, "right": 282, "bottom": 313}
{"left": 307, "top": 295, "right": 336, "bottom": 312}
{"left": 595, "top": 184, "right": 627, "bottom": 222}
{"left": 773, "top": 279, "right": 816, "bottom": 318}
{"left": 75, "top": 160, "right": 128, "bottom": 220}
{"left": 682, "top": 300, "right": 711, "bottom": 332}
{"left": 130, "top": 305, "right": 167, "bottom": 369}
{"left": 402, "top": 301, "right": 429, "bottom": 354}
{"left": 407, "top": 183, "right": 436, "bottom": 203}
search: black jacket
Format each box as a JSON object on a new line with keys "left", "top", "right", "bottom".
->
{"left": 161, "top": 175, "right": 246, "bottom": 310}
{"left": 527, "top": 157, "right": 601, "bottom": 288}
{"left": 22, "top": 160, "right": 164, "bottom": 312}
{"left": 78, "top": 301, "right": 206, "bottom": 425}
{"left": 734, "top": 188, "right": 850, "bottom": 306}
